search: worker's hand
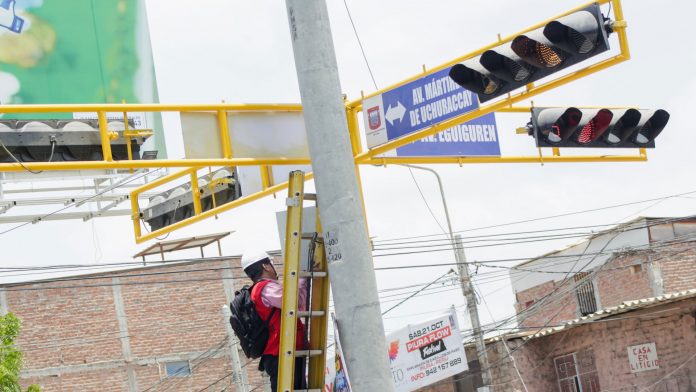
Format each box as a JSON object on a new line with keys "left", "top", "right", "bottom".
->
{"left": 0, "top": 0, "right": 24, "bottom": 34}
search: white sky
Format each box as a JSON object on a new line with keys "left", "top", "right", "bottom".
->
{"left": 2, "top": 0, "right": 696, "bottom": 335}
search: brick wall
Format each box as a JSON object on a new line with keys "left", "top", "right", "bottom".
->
{"left": 513, "top": 240, "right": 696, "bottom": 328}
{"left": 416, "top": 346, "right": 482, "bottom": 392}
{"left": 486, "top": 297, "right": 696, "bottom": 392}
{"left": 0, "top": 256, "right": 281, "bottom": 392}
{"left": 514, "top": 279, "right": 579, "bottom": 329}
{"left": 657, "top": 241, "right": 696, "bottom": 293}
{"left": 595, "top": 251, "right": 653, "bottom": 308}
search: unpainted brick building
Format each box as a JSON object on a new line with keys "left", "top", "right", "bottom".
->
{"left": 0, "top": 254, "right": 284, "bottom": 392}
{"left": 418, "top": 217, "right": 696, "bottom": 392}
{"left": 511, "top": 217, "right": 696, "bottom": 328}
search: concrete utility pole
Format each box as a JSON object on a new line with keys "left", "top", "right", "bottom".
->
{"left": 455, "top": 235, "right": 492, "bottom": 389}
{"left": 284, "top": 1, "right": 394, "bottom": 391}
{"left": 222, "top": 306, "right": 249, "bottom": 392}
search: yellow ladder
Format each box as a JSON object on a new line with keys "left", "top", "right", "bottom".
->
{"left": 278, "top": 171, "right": 330, "bottom": 392}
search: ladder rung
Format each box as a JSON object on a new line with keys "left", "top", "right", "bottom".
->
{"left": 302, "top": 193, "right": 317, "bottom": 201}
{"left": 301, "top": 232, "right": 317, "bottom": 240}
{"left": 297, "top": 310, "right": 325, "bottom": 317}
{"left": 294, "top": 350, "right": 323, "bottom": 357}
{"left": 299, "top": 271, "right": 327, "bottom": 278}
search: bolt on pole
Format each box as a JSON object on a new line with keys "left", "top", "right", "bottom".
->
{"left": 284, "top": 1, "right": 395, "bottom": 391}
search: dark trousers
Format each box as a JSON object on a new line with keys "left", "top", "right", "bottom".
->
{"left": 260, "top": 355, "right": 307, "bottom": 392}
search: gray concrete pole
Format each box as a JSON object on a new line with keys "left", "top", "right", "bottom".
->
{"left": 222, "top": 305, "right": 249, "bottom": 392}
{"left": 284, "top": 1, "right": 394, "bottom": 391}
{"left": 454, "top": 235, "right": 491, "bottom": 387}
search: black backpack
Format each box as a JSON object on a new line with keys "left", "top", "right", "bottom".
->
{"left": 229, "top": 284, "right": 276, "bottom": 359}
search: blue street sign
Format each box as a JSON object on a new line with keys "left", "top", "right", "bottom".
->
{"left": 396, "top": 112, "right": 500, "bottom": 157}
{"left": 362, "top": 68, "right": 499, "bottom": 157}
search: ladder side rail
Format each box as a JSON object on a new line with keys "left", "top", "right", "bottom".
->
{"left": 307, "top": 216, "right": 329, "bottom": 389}
{"left": 277, "top": 171, "right": 305, "bottom": 391}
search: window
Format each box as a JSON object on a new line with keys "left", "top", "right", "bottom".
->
{"left": 574, "top": 272, "right": 597, "bottom": 316}
{"left": 554, "top": 349, "right": 600, "bottom": 392}
{"left": 164, "top": 361, "right": 191, "bottom": 377}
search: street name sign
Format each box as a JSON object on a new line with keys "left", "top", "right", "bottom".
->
{"left": 362, "top": 68, "right": 500, "bottom": 157}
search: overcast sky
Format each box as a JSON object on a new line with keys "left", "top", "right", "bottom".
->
{"left": 2, "top": 0, "right": 695, "bottom": 334}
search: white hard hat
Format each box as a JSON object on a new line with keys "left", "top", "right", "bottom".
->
{"left": 241, "top": 249, "right": 271, "bottom": 271}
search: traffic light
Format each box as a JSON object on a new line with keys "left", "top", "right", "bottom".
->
{"left": 525, "top": 107, "right": 670, "bottom": 148}
{"left": 142, "top": 168, "right": 241, "bottom": 231}
{"left": 449, "top": 3, "right": 611, "bottom": 102}
{"left": 0, "top": 119, "right": 151, "bottom": 162}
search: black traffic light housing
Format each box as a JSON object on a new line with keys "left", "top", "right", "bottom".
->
{"left": 0, "top": 119, "right": 150, "bottom": 162}
{"left": 142, "top": 167, "right": 242, "bottom": 231}
{"left": 449, "top": 3, "right": 611, "bottom": 102}
{"left": 527, "top": 107, "right": 670, "bottom": 148}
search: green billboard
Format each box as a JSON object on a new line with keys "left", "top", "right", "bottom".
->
{"left": 0, "top": 0, "right": 166, "bottom": 157}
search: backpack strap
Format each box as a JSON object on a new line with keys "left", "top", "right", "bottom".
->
{"left": 266, "top": 307, "right": 277, "bottom": 324}
{"left": 251, "top": 280, "right": 278, "bottom": 323}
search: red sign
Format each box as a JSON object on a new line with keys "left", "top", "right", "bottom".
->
{"left": 406, "top": 326, "right": 451, "bottom": 352}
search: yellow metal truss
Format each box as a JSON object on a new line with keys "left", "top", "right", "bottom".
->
{"left": 0, "top": 0, "right": 638, "bottom": 244}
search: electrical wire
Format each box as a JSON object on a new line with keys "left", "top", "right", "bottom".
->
{"left": 371, "top": 216, "right": 695, "bottom": 258}
{"left": 370, "top": 190, "right": 696, "bottom": 244}
{"left": 1, "top": 231, "right": 694, "bottom": 294}
{"left": 139, "top": 198, "right": 180, "bottom": 241}
{"left": 341, "top": 0, "right": 456, "bottom": 239}
{"left": 140, "top": 336, "right": 229, "bottom": 392}
{"left": 0, "top": 216, "right": 688, "bottom": 280}
{"left": 0, "top": 168, "right": 161, "bottom": 236}
{"left": 0, "top": 137, "right": 55, "bottom": 175}
{"left": 342, "top": 0, "right": 378, "bottom": 90}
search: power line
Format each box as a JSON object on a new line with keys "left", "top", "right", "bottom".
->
{"left": 372, "top": 216, "right": 696, "bottom": 258}
{"left": 370, "top": 190, "right": 696, "bottom": 244}
{"left": 2, "top": 232, "right": 694, "bottom": 293}
{"left": 0, "top": 168, "right": 161, "bottom": 236}
{"left": 341, "top": 0, "right": 455, "bottom": 238}
{"left": 140, "top": 336, "right": 229, "bottom": 392}
{"left": 342, "top": 0, "right": 378, "bottom": 90}
{"left": 0, "top": 216, "right": 689, "bottom": 282}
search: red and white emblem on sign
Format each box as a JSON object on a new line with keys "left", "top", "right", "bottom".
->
{"left": 367, "top": 106, "right": 381, "bottom": 130}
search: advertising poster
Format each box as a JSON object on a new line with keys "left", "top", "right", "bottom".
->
{"left": 0, "top": 0, "right": 165, "bottom": 156}
{"left": 332, "top": 315, "right": 352, "bottom": 392}
{"left": 386, "top": 309, "right": 468, "bottom": 392}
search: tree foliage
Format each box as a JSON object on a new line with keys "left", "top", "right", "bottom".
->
{"left": 0, "top": 313, "right": 40, "bottom": 392}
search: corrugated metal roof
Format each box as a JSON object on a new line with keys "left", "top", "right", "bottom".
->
{"left": 502, "top": 288, "right": 696, "bottom": 342}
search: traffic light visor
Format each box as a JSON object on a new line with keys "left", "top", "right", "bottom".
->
{"left": 534, "top": 107, "right": 582, "bottom": 144}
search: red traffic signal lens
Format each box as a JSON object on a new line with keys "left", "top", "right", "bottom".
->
{"left": 576, "top": 109, "right": 613, "bottom": 144}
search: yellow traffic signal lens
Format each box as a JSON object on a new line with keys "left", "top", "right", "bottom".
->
{"left": 536, "top": 43, "right": 563, "bottom": 67}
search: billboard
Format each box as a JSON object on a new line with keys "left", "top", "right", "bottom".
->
{"left": 0, "top": 0, "right": 165, "bottom": 156}
{"left": 386, "top": 308, "right": 468, "bottom": 392}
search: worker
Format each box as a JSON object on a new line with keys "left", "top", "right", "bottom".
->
{"left": 241, "top": 250, "right": 308, "bottom": 392}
